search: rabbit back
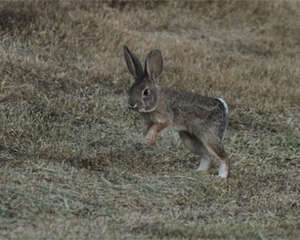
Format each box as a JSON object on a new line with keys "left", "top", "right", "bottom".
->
{"left": 161, "top": 87, "right": 228, "bottom": 141}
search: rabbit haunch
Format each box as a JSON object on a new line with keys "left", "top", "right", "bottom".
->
{"left": 123, "top": 46, "right": 231, "bottom": 179}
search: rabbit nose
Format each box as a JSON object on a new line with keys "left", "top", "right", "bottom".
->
{"left": 128, "top": 103, "right": 137, "bottom": 110}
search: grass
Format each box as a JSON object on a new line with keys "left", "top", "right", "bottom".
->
{"left": 0, "top": 0, "right": 299, "bottom": 239}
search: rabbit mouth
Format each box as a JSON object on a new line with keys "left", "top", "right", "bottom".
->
{"left": 138, "top": 105, "right": 157, "bottom": 113}
{"left": 128, "top": 102, "right": 157, "bottom": 113}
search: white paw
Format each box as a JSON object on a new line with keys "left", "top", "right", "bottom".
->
{"left": 218, "top": 163, "right": 229, "bottom": 178}
{"left": 196, "top": 157, "right": 211, "bottom": 171}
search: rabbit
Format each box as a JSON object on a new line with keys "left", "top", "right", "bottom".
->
{"left": 123, "top": 45, "right": 230, "bottom": 178}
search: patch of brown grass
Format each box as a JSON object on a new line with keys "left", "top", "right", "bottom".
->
{"left": 0, "top": 1, "right": 299, "bottom": 239}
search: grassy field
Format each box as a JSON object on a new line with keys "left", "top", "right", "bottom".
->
{"left": 0, "top": 1, "right": 299, "bottom": 239}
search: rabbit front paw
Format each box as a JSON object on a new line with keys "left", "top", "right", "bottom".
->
{"left": 145, "top": 129, "right": 157, "bottom": 145}
{"left": 144, "top": 122, "right": 168, "bottom": 146}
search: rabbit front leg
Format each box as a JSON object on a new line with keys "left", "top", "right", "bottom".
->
{"left": 145, "top": 122, "right": 168, "bottom": 145}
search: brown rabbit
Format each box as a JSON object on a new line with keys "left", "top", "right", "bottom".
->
{"left": 123, "top": 46, "right": 230, "bottom": 178}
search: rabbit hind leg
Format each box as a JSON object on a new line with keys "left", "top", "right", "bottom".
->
{"left": 200, "top": 132, "right": 230, "bottom": 179}
{"left": 178, "top": 131, "right": 212, "bottom": 171}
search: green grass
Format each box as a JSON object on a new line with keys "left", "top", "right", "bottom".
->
{"left": 0, "top": 1, "right": 299, "bottom": 239}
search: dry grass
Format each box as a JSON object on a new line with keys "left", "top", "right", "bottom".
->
{"left": 0, "top": 1, "right": 299, "bottom": 239}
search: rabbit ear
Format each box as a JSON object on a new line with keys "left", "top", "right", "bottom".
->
{"left": 123, "top": 46, "right": 144, "bottom": 80}
{"left": 145, "top": 50, "right": 163, "bottom": 81}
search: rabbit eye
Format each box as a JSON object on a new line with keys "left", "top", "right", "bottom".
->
{"left": 143, "top": 88, "right": 150, "bottom": 97}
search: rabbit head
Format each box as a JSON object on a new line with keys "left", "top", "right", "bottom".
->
{"left": 124, "top": 46, "right": 163, "bottom": 113}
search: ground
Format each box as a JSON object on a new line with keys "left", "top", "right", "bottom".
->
{"left": 0, "top": 1, "right": 299, "bottom": 239}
